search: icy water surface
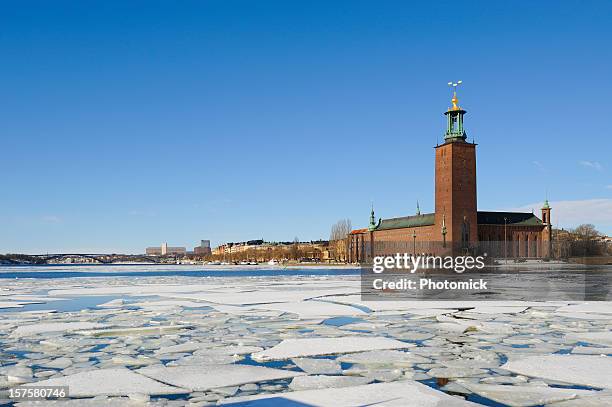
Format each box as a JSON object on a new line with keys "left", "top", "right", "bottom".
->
{"left": 0, "top": 265, "right": 611, "bottom": 406}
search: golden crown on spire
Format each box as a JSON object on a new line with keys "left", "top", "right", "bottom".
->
{"left": 447, "top": 80, "right": 463, "bottom": 111}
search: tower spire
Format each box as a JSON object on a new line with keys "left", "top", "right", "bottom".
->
{"left": 444, "top": 81, "right": 467, "bottom": 142}
{"left": 416, "top": 200, "right": 421, "bottom": 216}
{"left": 368, "top": 203, "right": 376, "bottom": 231}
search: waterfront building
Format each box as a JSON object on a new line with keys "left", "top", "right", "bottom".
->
{"left": 145, "top": 243, "right": 187, "bottom": 256}
{"left": 194, "top": 240, "right": 212, "bottom": 256}
{"left": 212, "top": 240, "right": 328, "bottom": 261}
{"left": 348, "top": 91, "right": 552, "bottom": 262}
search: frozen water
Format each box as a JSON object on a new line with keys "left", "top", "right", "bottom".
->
{"left": 291, "top": 357, "right": 342, "bottom": 374}
{"left": 76, "top": 325, "right": 192, "bottom": 337}
{"left": 545, "top": 392, "right": 612, "bottom": 406}
{"left": 32, "top": 368, "right": 187, "bottom": 397}
{"left": 556, "top": 302, "right": 612, "bottom": 314}
{"left": 337, "top": 349, "right": 426, "bottom": 366}
{"left": 251, "top": 300, "right": 366, "bottom": 318}
{"left": 571, "top": 346, "right": 612, "bottom": 355}
{"left": 502, "top": 354, "right": 612, "bottom": 388}
{"left": 3, "top": 269, "right": 612, "bottom": 405}
{"left": 136, "top": 364, "right": 304, "bottom": 391}
{"left": 458, "top": 381, "right": 596, "bottom": 407}
{"left": 566, "top": 331, "right": 612, "bottom": 346}
{"left": 289, "top": 374, "right": 372, "bottom": 390}
{"left": 427, "top": 366, "right": 488, "bottom": 379}
{"left": 11, "top": 322, "right": 106, "bottom": 337}
{"left": 252, "top": 337, "right": 415, "bottom": 361}
{"left": 222, "top": 380, "right": 479, "bottom": 406}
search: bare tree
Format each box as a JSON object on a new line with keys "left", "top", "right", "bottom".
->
{"left": 571, "top": 224, "right": 603, "bottom": 256}
{"left": 330, "top": 219, "right": 352, "bottom": 241}
{"left": 290, "top": 236, "right": 300, "bottom": 260}
{"left": 329, "top": 219, "right": 352, "bottom": 262}
{"left": 572, "top": 224, "right": 600, "bottom": 240}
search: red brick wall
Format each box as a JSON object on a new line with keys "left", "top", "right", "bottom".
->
{"left": 435, "top": 141, "right": 478, "bottom": 247}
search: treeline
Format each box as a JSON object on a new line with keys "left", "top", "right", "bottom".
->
{"left": 0, "top": 254, "right": 46, "bottom": 264}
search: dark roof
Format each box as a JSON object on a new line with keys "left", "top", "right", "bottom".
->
{"left": 377, "top": 213, "right": 435, "bottom": 230}
{"left": 477, "top": 211, "right": 543, "bottom": 226}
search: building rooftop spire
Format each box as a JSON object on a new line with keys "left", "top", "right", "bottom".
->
{"left": 451, "top": 91, "right": 460, "bottom": 111}
{"left": 444, "top": 81, "right": 467, "bottom": 142}
{"left": 368, "top": 203, "right": 376, "bottom": 231}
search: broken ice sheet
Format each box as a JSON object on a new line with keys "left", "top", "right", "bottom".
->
{"left": 337, "top": 349, "right": 427, "bottom": 366}
{"left": 502, "top": 354, "right": 612, "bottom": 389}
{"left": 556, "top": 302, "right": 612, "bottom": 314}
{"left": 566, "top": 331, "right": 612, "bottom": 346}
{"left": 289, "top": 375, "right": 372, "bottom": 390}
{"left": 76, "top": 325, "right": 192, "bottom": 337}
{"left": 154, "top": 341, "right": 210, "bottom": 355}
{"left": 222, "top": 380, "right": 478, "bottom": 406}
{"left": 251, "top": 300, "right": 366, "bottom": 319}
{"left": 360, "top": 368, "right": 404, "bottom": 382}
{"left": 427, "top": 366, "right": 488, "bottom": 379}
{"left": 251, "top": 337, "right": 415, "bottom": 361}
{"left": 136, "top": 364, "right": 303, "bottom": 391}
{"left": 291, "top": 358, "right": 342, "bottom": 374}
{"left": 571, "top": 346, "right": 612, "bottom": 355}
{"left": 166, "top": 353, "right": 242, "bottom": 366}
{"left": 545, "top": 391, "right": 612, "bottom": 406}
{"left": 194, "top": 345, "right": 263, "bottom": 355}
{"left": 11, "top": 322, "right": 106, "bottom": 337}
{"left": 14, "top": 398, "right": 167, "bottom": 406}
{"left": 32, "top": 368, "right": 187, "bottom": 397}
{"left": 457, "top": 380, "right": 596, "bottom": 407}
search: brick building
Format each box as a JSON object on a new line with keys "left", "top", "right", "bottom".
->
{"left": 348, "top": 91, "right": 552, "bottom": 262}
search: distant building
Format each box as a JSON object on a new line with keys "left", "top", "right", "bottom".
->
{"left": 194, "top": 240, "right": 212, "bottom": 256}
{"left": 145, "top": 243, "right": 186, "bottom": 256}
{"left": 145, "top": 247, "right": 162, "bottom": 256}
{"left": 211, "top": 240, "right": 328, "bottom": 261}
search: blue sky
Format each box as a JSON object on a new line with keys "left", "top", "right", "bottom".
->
{"left": 1, "top": 1, "right": 611, "bottom": 253}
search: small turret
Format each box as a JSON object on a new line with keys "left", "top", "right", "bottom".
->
{"left": 541, "top": 199, "right": 551, "bottom": 225}
{"left": 368, "top": 204, "right": 376, "bottom": 231}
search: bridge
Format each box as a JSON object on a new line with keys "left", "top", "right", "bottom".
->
{"left": 7, "top": 253, "right": 164, "bottom": 264}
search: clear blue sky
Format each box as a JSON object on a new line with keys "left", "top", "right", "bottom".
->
{"left": 2, "top": 1, "right": 611, "bottom": 253}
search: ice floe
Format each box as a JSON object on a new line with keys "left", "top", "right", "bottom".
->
{"left": 291, "top": 357, "right": 342, "bottom": 374}
{"left": 32, "top": 368, "right": 187, "bottom": 397}
{"left": 11, "top": 322, "right": 106, "bottom": 337}
{"left": 252, "top": 337, "right": 415, "bottom": 361}
{"left": 222, "top": 380, "right": 478, "bottom": 406}
{"left": 502, "top": 354, "right": 612, "bottom": 388}
{"left": 457, "top": 381, "right": 596, "bottom": 407}
{"left": 289, "top": 374, "right": 372, "bottom": 390}
{"left": 136, "top": 364, "right": 304, "bottom": 391}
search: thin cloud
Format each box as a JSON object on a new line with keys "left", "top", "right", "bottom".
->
{"left": 606, "top": 185, "right": 612, "bottom": 190}
{"left": 532, "top": 160, "right": 545, "bottom": 170}
{"left": 579, "top": 160, "right": 603, "bottom": 171}
{"left": 41, "top": 215, "right": 62, "bottom": 224}
{"left": 129, "top": 209, "right": 157, "bottom": 217}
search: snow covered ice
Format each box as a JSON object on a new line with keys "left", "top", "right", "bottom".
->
{"left": 1, "top": 266, "right": 612, "bottom": 406}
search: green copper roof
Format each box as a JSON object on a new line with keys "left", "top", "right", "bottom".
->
{"left": 477, "top": 211, "right": 543, "bottom": 226}
{"left": 376, "top": 213, "right": 435, "bottom": 230}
